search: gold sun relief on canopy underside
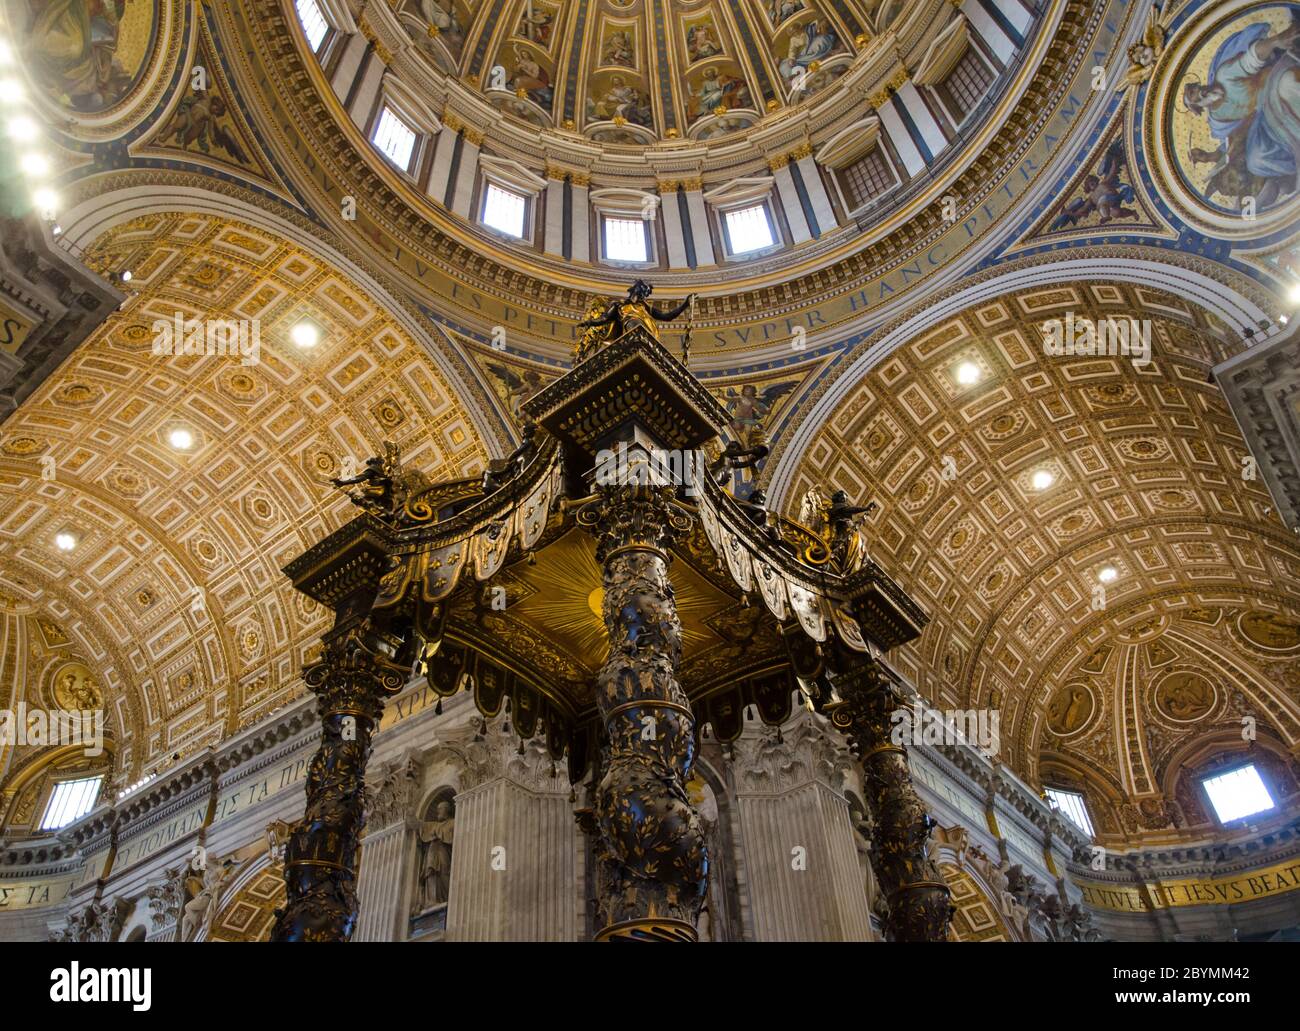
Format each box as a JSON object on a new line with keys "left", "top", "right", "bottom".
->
{"left": 504, "top": 528, "right": 735, "bottom": 674}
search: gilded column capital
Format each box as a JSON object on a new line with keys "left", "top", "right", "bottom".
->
{"left": 868, "top": 68, "right": 909, "bottom": 109}
{"left": 569, "top": 170, "right": 592, "bottom": 188}
{"left": 680, "top": 176, "right": 703, "bottom": 192}
{"left": 461, "top": 125, "right": 485, "bottom": 147}
{"left": 767, "top": 153, "right": 790, "bottom": 172}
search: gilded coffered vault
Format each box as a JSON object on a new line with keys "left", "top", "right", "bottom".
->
{"left": 0, "top": 211, "right": 490, "bottom": 781}
{"left": 788, "top": 283, "right": 1300, "bottom": 844}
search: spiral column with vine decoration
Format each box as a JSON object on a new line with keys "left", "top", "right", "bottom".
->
{"left": 576, "top": 481, "right": 709, "bottom": 941}
{"left": 825, "top": 646, "right": 952, "bottom": 942}
{"left": 271, "top": 619, "right": 410, "bottom": 942}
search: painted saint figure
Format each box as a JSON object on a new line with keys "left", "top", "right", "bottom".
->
{"left": 26, "top": 0, "right": 135, "bottom": 111}
{"left": 601, "top": 29, "right": 634, "bottom": 67}
{"left": 1183, "top": 11, "right": 1300, "bottom": 208}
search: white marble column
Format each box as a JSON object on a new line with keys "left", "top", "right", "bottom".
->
{"left": 426, "top": 121, "right": 459, "bottom": 207}
{"left": 443, "top": 731, "right": 578, "bottom": 941}
{"left": 543, "top": 167, "right": 566, "bottom": 257}
{"left": 961, "top": 0, "right": 1016, "bottom": 64}
{"left": 570, "top": 176, "right": 591, "bottom": 263}
{"left": 658, "top": 183, "right": 690, "bottom": 269}
{"left": 876, "top": 94, "right": 926, "bottom": 179}
{"left": 355, "top": 757, "right": 419, "bottom": 942}
{"left": 346, "top": 47, "right": 386, "bottom": 130}
{"left": 731, "top": 713, "right": 873, "bottom": 941}
{"left": 450, "top": 128, "right": 482, "bottom": 220}
{"left": 771, "top": 158, "right": 812, "bottom": 244}
{"left": 682, "top": 181, "right": 715, "bottom": 266}
{"left": 794, "top": 152, "right": 838, "bottom": 232}
{"left": 329, "top": 33, "right": 368, "bottom": 100}
{"left": 894, "top": 81, "right": 947, "bottom": 162}
{"left": 355, "top": 824, "right": 412, "bottom": 941}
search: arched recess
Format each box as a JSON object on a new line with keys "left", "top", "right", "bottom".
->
{"left": 204, "top": 852, "right": 286, "bottom": 943}
{"left": 689, "top": 754, "right": 743, "bottom": 942}
{"left": 55, "top": 182, "right": 512, "bottom": 454}
{"left": 0, "top": 595, "right": 137, "bottom": 783}
{"left": 0, "top": 742, "right": 115, "bottom": 838}
{"left": 766, "top": 253, "right": 1272, "bottom": 504}
{"left": 1159, "top": 729, "right": 1300, "bottom": 833}
{"left": 764, "top": 263, "right": 1300, "bottom": 848}
{"left": 939, "top": 860, "right": 1018, "bottom": 942}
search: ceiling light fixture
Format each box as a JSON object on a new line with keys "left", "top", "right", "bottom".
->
{"left": 32, "top": 187, "right": 58, "bottom": 218}
{"left": 20, "top": 152, "right": 49, "bottom": 176}
{"left": 955, "top": 361, "right": 980, "bottom": 385}
{"left": 291, "top": 321, "right": 320, "bottom": 348}
{"left": 1097, "top": 566, "right": 1118, "bottom": 583}
{"left": 1290, "top": 283, "right": 1300, "bottom": 304}
{"left": 168, "top": 427, "right": 194, "bottom": 450}
{"left": 7, "top": 115, "right": 36, "bottom": 141}
{"left": 1031, "top": 469, "right": 1054, "bottom": 490}
{"left": 0, "top": 78, "right": 24, "bottom": 104}
{"left": 55, "top": 531, "right": 77, "bottom": 552}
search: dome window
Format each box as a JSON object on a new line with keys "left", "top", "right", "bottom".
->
{"left": 1202, "top": 765, "right": 1275, "bottom": 825}
{"left": 294, "top": 0, "right": 330, "bottom": 53}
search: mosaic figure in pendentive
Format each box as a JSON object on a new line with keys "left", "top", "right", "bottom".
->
{"left": 160, "top": 92, "right": 248, "bottom": 163}
{"left": 1176, "top": 6, "right": 1300, "bottom": 211}
{"left": 1051, "top": 138, "right": 1138, "bottom": 228}
{"left": 721, "top": 381, "right": 796, "bottom": 448}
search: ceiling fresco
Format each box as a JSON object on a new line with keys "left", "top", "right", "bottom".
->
{"left": 397, "top": 0, "right": 895, "bottom": 142}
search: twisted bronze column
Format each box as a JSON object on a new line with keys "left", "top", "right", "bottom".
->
{"left": 577, "top": 483, "right": 709, "bottom": 941}
{"left": 272, "top": 621, "right": 408, "bottom": 942}
{"left": 827, "top": 652, "right": 952, "bottom": 942}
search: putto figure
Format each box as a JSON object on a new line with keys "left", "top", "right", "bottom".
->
{"left": 577, "top": 279, "right": 694, "bottom": 342}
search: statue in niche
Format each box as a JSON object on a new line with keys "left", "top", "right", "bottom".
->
{"left": 687, "top": 772, "right": 721, "bottom": 941}
{"left": 180, "top": 856, "right": 235, "bottom": 942}
{"left": 414, "top": 795, "right": 456, "bottom": 913}
{"left": 577, "top": 280, "right": 694, "bottom": 343}
{"left": 851, "top": 811, "right": 882, "bottom": 921}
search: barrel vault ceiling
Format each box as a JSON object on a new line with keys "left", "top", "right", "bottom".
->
{"left": 0, "top": 212, "right": 489, "bottom": 784}
{"left": 788, "top": 282, "right": 1300, "bottom": 843}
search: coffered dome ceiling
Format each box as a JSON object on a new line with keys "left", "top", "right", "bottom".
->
{"left": 0, "top": 212, "right": 491, "bottom": 780}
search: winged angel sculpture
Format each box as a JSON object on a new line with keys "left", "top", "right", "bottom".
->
{"left": 331, "top": 441, "right": 430, "bottom": 519}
